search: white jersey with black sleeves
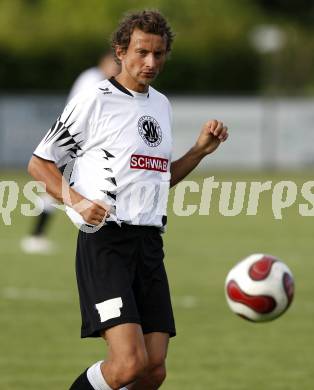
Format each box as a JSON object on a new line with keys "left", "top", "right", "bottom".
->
{"left": 33, "top": 77, "right": 173, "bottom": 229}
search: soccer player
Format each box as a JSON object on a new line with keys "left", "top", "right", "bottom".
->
{"left": 28, "top": 10, "right": 228, "bottom": 390}
{"left": 21, "top": 52, "right": 120, "bottom": 254}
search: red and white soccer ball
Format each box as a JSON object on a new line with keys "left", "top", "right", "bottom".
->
{"left": 225, "top": 254, "right": 294, "bottom": 322}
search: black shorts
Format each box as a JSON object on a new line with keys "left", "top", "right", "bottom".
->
{"left": 75, "top": 223, "right": 176, "bottom": 338}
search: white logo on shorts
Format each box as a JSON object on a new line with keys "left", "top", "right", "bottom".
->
{"left": 95, "top": 297, "right": 123, "bottom": 323}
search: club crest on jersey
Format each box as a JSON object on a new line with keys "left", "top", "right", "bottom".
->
{"left": 138, "top": 116, "right": 162, "bottom": 147}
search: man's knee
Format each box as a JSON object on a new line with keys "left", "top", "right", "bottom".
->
{"left": 111, "top": 352, "right": 148, "bottom": 386}
{"left": 149, "top": 363, "right": 167, "bottom": 387}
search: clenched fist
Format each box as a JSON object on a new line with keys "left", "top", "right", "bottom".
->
{"left": 195, "top": 119, "right": 228, "bottom": 156}
{"left": 74, "top": 198, "right": 111, "bottom": 225}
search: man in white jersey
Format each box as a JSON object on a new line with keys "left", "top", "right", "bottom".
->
{"left": 28, "top": 10, "right": 228, "bottom": 390}
{"left": 21, "top": 52, "right": 120, "bottom": 254}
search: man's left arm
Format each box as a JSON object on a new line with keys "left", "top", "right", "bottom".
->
{"left": 170, "top": 120, "right": 228, "bottom": 187}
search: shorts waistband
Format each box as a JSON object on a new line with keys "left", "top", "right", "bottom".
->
{"left": 84, "top": 221, "right": 160, "bottom": 231}
{"left": 108, "top": 221, "right": 160, "bottom": 231}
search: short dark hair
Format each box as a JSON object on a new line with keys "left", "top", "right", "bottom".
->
{"left": 111, "top": 10, "right": 175, "bottom": 64}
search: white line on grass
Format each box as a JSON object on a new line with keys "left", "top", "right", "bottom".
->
{"left": 1, "top": 287, "right": 73, "bottom": 303}
{"left": 1, "top": 286, "right": 199, "bottom": 308}
{"left": 173, "top": 295, "right": 199, "bottom": 308}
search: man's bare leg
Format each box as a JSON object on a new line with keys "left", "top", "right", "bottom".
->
{"left": 100, "top": 323, "right": 149, "bottom": 389}
{"left": 70, "top": 323, "right": 148, "bottom": 390}
{"left": 127, "top": 332, "right": 169, "bottom": 390}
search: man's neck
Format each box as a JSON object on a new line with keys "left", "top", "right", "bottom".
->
{"left": 115, "top": 74, "right": 148, "bottom": 93}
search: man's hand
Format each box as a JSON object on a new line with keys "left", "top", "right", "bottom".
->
{"left": 73, "top": 198, "right": 111, "bottom": 225}
{"left": 194, "top": 119, "right": 228, "bottom": 157}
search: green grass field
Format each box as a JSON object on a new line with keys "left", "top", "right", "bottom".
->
{"left": 1, "top": 170, "right": 313, "bottom": 389}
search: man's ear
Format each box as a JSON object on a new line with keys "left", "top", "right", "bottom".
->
{"left": 115, "top": 45, "right": 126, "bottom": 62}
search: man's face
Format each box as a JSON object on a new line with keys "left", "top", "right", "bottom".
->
{"left": 117, "top": 28, "right": 167, "bottom": 90}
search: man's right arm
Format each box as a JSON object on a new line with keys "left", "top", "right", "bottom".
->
{"left": 28, "top": 155, "right": 109, "bottom": 225}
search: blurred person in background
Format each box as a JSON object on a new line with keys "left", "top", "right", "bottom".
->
{"left": 21, "top": 52, "right": 120, "bottom": 254}
{"left": 67, "top": 52, "right": 121, "bottom": 102}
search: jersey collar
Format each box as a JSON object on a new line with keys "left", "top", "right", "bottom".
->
{"left": 109, "top": 77, "right": 149, "bottom": 99}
